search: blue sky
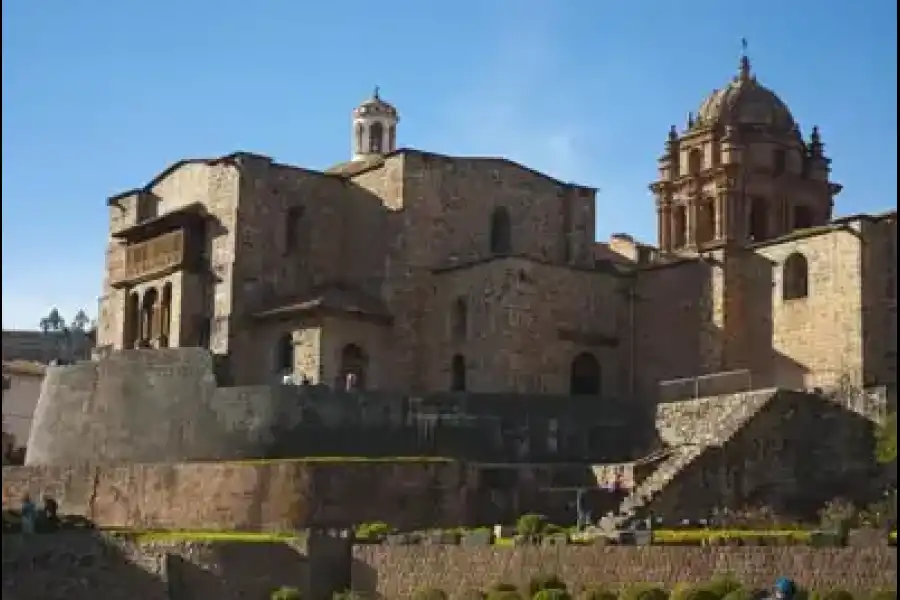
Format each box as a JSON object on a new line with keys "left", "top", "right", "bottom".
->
{"left": 2, "top": 1, "right": 896, "bottom": 330}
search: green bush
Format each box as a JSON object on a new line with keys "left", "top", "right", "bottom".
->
{"left": 517, "top": 514, "right": 548, "bottom": 537}
{"left": 820, "top": 591, "right": 854, "bottom": 600}
{"left": 458, "top": 590, "right": 487, "bottom": 600}
{"left": 528, "top": 574, "right": 567, "bottom": 597}
{"left": 621, "top": 584, "right": 668, "bottom": 600}
{"left": 412, "top": 588, "right": 449, "bottom": 600}
{"left": 332, "top": 592, "right": 364, "bottom": 600}
{"left": 491, "top": 583, "right": 520, "bottom": 593}
{"left": 271, "top": 587, "right": 302, "bottom": 600}
{"left": 869, "top": 591, "right": 897, "bottom": 600}
{"left": 533, "top": 591, "right": 571, "bottom": 600}
{"left": 581, "top": 588, "right": 618, "bottom": 600}
{"left": 702, "top": 576, "right": 743, "bottom": 600}
{"left": 354, "top": 521, "right": 393, "bottom": 540}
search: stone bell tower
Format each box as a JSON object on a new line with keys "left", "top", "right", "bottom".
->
{"left": 650, "top": 44, "right": 841, "bottom": 254}
{"left": 351, "top": 86, "right": 400, "bottom": 161}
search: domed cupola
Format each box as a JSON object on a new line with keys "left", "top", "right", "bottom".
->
{"left": 351, "top": 86, "right": 400, "bottom": 160}
{"left": 692, "top": 50, "right": 795, "bottom": 132}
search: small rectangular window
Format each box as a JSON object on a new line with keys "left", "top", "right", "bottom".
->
{"left": 285, "top": 206, "right": 305, "bottom": 253}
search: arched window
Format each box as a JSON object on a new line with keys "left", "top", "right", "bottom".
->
{"left": 672, "top": 205, "right": 687, "bottom": 248}
{"left": 388, "top": 125, "right": 396, "bottom": 152}
{"left": 782, "top": 253, "right": 809, "bottom": 300}
{"left": 275, "top": 333, "right": 294, "bottom": 374}
{"left": 451, "top": 297, "right": 468, "bottom": 341}
{"left": 688, "top": 148, "right": 702, "bottom": 174}
{"left": 696, "top": 198, "right": 716, "bottom": 245}
{"left": 450, "top": 354, "right": 466, "bottom": 392}
{"left": 369, "top": 122, "right": 384, "bottom": 153}
{"left": 340, "top": 343, "right": 368, "bottom": 390}
{"left": 490, "top": 207, "right": 512, "bottom": 255}
{"left": 570, "top": 352, "right": 601, "bottom": 396}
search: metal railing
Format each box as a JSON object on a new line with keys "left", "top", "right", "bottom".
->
{"left": 658, "top": 369, "right": 753, "bottom": 403}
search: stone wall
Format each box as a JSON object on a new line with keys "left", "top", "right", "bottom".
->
{"left": 649, "top": 390, "right": 881, "bottom": 521}
{"left": 353, "top": 545, "right": 896, "bottom": 598}
{"left": 26, "top": 348, "right": 645, "bottom": 466}
{"left": 2, "top": 460, "right": 468, "bottom": 531}
{"left": 3, "top": 534, "right": 895, "bottom": 600}
{"left": 1, "top": 532, "right": 351, "bottom": 600}
{"left": 2, "top": 460, "right": 634, "bottom": 531}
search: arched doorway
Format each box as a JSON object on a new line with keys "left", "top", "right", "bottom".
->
{"left": 340, "top": 343, "right": 368, "bottom": 390}
{"left": 124, "top": 292, "right": 140, "bottom": 349}
{"left": 570, "top": 352, "right": 601, "bottom": 396}
{"left": 140, "top": 288, "right": 158, "bottom": 347}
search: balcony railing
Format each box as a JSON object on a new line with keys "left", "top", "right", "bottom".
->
{"left": 114, "top": 230, "right": 185, "bottom": 285}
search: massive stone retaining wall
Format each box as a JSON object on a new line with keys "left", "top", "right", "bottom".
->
{"left": 352, "top": 545, "right": 898, "bottom": 598}
{"left": 2, "top": 460, "right": 469, "bottom": 531}
{"left": 27, "top": 348, "right": 644, "bottom": 466}
{"left": 3, "top": 459, "right": 620, "bottom": 530}
{"left": 2, "top": 534, "right": 895, "bottom": 600}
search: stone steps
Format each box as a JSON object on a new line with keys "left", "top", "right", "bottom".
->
{"left": 611, "top": 390, "right": 778, "bottom": 527}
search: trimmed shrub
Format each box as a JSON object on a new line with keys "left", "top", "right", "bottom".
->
{"left": 702, "top": 576, "right": 743, "bottom": 600}
{"left": 458, "top": 590, "right": 487, "bottom": 600}
{"left": 332, "top": 592, "right": 365, "bottom": 600}
{"left": 621, "top": 584, "right": 668, "bottom": 600}
{"left": 528, "top": 574, "right": 567, "bottom": 597}
{"left": 355, "top": 521, "right": 393, "bottom": 540}
{"left": 271, "top": 587, "right": 302, "bottom": 600}
{"left": 670, "top": 584, "right": 696, "bottom": 600}
{"left": 517, "top": 514, "right": 548, "bottom": 537}
{"left": 869, "top": 591, "right": 897, "bottom": 600}
{"left": 412, "top": 589, "right": 449, "bottom": 600}
{"left": 534, "top": 591, "right": 571, "bottom": 600}
{"left": 491, "top": 583, "right": 520, "bottom": 593}
{"left": 581, "top": 588, "right": 618, "bottom": 600}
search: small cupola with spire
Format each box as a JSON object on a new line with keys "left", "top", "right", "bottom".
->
{"left": 351, "top": 86, "right": 400, "bottom": 161}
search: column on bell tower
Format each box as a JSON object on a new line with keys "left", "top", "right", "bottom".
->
{"left": 650, "top": 126, "right": 680, "bottom": 253}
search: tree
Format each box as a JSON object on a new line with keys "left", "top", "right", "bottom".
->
{"left": 71, "top": 309, "right": 91, "bottom": 332}
{"left": 875, "top": 411, "right": 897, "bottom": 465}
{"left": 39, "top": 308, "right": 65, "bottom": 333}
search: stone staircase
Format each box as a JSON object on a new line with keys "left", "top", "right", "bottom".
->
{"left": 610, "top": 389, "right": 778, "bottom": 527}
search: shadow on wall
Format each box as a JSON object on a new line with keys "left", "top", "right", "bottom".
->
{"left": 639, "top": 247, "right": 809, "bottom": 407}
{"left": 26, "top": 348, "right": 647, "bottom": 466}
{"left": 1, "top": 531, "right": 169, "bottom": 600}
{"left": 2, "top": 532, "right": 357, "bottom": 600}
{"left": 165, "top": 543, "right": 310, "bottom": 600}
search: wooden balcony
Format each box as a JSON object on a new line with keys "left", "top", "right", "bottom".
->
{"left": 111, "top": 230, "right": 186, "bottom": 287}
